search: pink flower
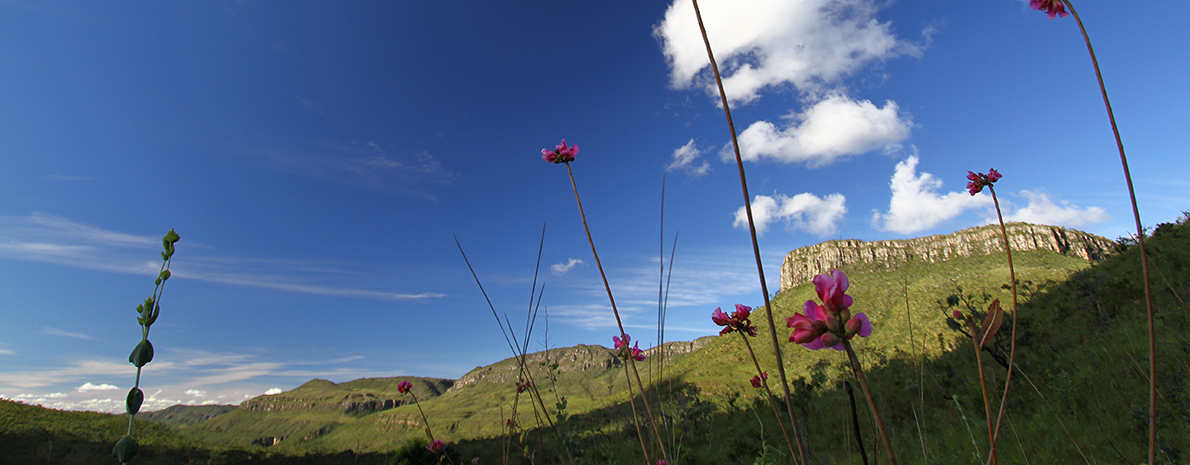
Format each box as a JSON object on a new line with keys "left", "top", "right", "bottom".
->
{"left": 1029, "top": 0, "right": 1069, "bottom": 19}
{"left": 711, "top": 304, "right": 758, "bottom": 337}
{"left": 429, "top": 439, "right": 445, "bottom": 452}
{"left": 966, "top": 169, "right": 1003, "bottom": 196}
{"left": 515, "top": 378, "right": 530, "bottom": 393}
{"left": 541, "top": 139, "right": 579, "bottom": 164}
{"left": 397, "top": 380, "right": 412, "bottom": 394}
{"left": 613, "top": 333, "right": 646, "bottom": 361}
{"left": 813, "top": 269, "right": 853, "bottom": 315}
{"left": 788, "top": 271, "right": 873, "bottom": 351}
{"left": 750, "top": 371, "right": 768, "bottom": 388}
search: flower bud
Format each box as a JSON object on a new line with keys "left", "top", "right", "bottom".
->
{"left": 952, "top": 310, "right": 964, "bottom": 320}
{"left": 825, "top": 315, "right": 841, "bottom": 332}
{"left": 820, "top": 332, "right": 840, "bottom": 347}
{"left": 846, "top": 317, "right": 862, "bottom": 337}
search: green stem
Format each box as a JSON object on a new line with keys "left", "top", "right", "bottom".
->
{"left": 844, "top": 340, "right": 897, "bottom": 465}
{"left": 739, "top": 333, "right": 797, "bottom": 463}
{"left": 986, "top": 186, "right": 1015, "bottom": 465}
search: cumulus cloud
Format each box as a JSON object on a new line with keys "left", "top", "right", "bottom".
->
{"left": 264, "top": 387, "right": 283, "bottom": 395}
{"left": 76, "top": 383, "right": 120, "bottom": 392}
{"left": 734, "top": 192, "right": 847, "bottom": 236}
{"left": 551, "top": 258, "right": 585, "bottom": 275}
{"left": 993, "top": 190, "right": 1111, "bottom": 228}
{"left": 666, "top": 139, "right": 711, "bottom": 176}
{"left": 872, "top": 156, "right": 992, "bottom": 234}
{"left": 655, "top": 0, "right": 917, "bottom": 105}
{"left": 733, "top": 95, "right": 911, "bottom": 167}
{"left": 184, "top": 389, "right": 207, "bottom": 396}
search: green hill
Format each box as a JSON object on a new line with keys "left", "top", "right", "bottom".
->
{"left": 133, "top": 404, "right": 237, "bottom": 429}
{"left": 4, "top": 218, "right": 1187, "bottom": 464}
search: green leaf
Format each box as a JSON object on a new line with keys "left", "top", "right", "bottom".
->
{"left": 112, "top": 436, "right": 139, "bottom": 463}
{"left": 129, "top": 340, "right": 154, "bottom": 368}
{"left": 977, "top": 299, "right": 1005, "bottom": 349}
{"left": 126, "top": 387, "right": 144, "bottom": 415}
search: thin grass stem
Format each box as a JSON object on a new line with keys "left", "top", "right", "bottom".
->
{"left": 1060, "top": 2, "right": 1157, "bottom": 461}
{"left": 739, "top": 333, "right": 797, "bottom": 461}
{"left": 687, "top": 2, "right": 807, "bottom": 462}
{"left": 563, "top": 161, "right": 669, "bottom": 464}
{"left": 986, "top": 185, "right": 1016, "bottom": 465}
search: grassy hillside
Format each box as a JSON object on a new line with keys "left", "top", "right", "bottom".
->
{"left": 4, "top": 218, "right": 1187, "bottom": 464}
{"left": 134, "top": 404, "right": 236, "bottom": 429}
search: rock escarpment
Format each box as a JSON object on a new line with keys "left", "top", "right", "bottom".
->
{"left": 780, "top": 222, "right": 1115, "bottom": 291}
{"left": 448, "top": 337, "right": 714, "bottom": 392}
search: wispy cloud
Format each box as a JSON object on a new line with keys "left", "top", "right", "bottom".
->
{"left": 247, "top": 139, "right": 455, "bottom": 199}
{"left": 76, "top": 383, "right": 120, "bottom": 392}
{"left": 666, "top": 139, "right": 711, "bottom": 176}
{"left": 550, "top": 258, "right": 585, "bottom": 275}
{"left": 735, "top": 192, "right": 847, "bottom": 237}
{"left": 0, "top": 349, "right": 380, "bottom": 412}
{"left": 0, "top": 213, "right": 444, "bottom": 301}
{"left": 42, "top": 327, "right": 93, "bottom": 340}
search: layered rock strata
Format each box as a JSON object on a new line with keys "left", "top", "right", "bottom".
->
{"left": 780, "top": 222, "right": 1115, "bottom": 291}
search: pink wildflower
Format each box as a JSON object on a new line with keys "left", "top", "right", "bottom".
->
{"left": 966, "top": 169, "right": 1003, "bottom": 196}
{"left": 813, "top": 270, "right": 853, "bottom": 314}
{"left": 515, "top": 378, "right": 530, "bottom": 393}
{"left": 613, "top": 333, "right": 645, "bottom": 361}
{"left": 711, "top": 304, "right": 758, "bottom": 337}
{"left": 750, "top": 371, "right": 768, "bottom": 388}
{"left": 541, "top": 139, "right": 579, "bottom": 164}
{"left": 1029, "top": 0, "right": 1069, "bottom": 19}
{"left": 788, "top": 270, "right": 872, "bottom": 351}
{"left": 397, "top": 380, "right": 412, "bottom": 394}
{"left": 429, "top": 439, "right": 445, "bottom": 452}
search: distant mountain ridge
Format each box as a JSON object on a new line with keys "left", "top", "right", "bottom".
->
{"left": 780, "top": 222, "right": 1115, "bottom": 290}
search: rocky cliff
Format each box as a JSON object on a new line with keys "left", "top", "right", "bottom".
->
{"left": 780, "top": 222, "right": 1115, "bottom": 291}
{"left": 448, "top": 337, "right": 715, "bottom": 392}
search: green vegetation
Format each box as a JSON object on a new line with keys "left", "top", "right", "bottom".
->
{"left": 3, "top": 218, "right": 1187, "bottom": 464}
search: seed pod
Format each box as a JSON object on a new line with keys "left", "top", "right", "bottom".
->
{"left": 112, "top": 436, "right": 139, "bottom": 463}
{"left": 129, "top": 340, "right": 154, "bottom": 367}
{"left": 126, "top": 387, "right": 144, "bottom": 415}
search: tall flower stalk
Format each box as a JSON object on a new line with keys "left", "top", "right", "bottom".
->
{"left": 399, "top": 380, "right": 455, "bottom": 465}
{"left": 712, "top": 304, "right": 798, "bottom": 462}
{"left": 113, "top": 229, "right": 180, "bottom": 464}
{"left": 686, "top": 1, "right": 808, "bottom": 463}
{"left": 967, "top": 169, "right": 1015, "bottom": 465}
{"left": 1029, "top": 2, "right": 1157, "bottom": 461}
{"left": 787, "top": 270, "right": 894, "bottom": 465}
{"left": 543, "top": 140, "right": 669, "bottom": 464}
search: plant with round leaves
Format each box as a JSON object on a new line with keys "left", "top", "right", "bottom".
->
{"left": 113, "top": 229, "right": 178, "bottom": 464}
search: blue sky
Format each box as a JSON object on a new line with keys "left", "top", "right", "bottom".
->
{"left": 1, "top": 0, "right": 1187, "bottom": 412}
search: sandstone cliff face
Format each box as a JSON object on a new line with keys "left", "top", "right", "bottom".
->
{"left": 780, "top": 222, "right": 1115, "bottom": 291}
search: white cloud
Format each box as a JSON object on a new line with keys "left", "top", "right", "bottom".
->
{"left": 734, "top": 192, "right": 847, "bottom": 236}
{"left": 733, "top": 95, "right": 911, "bottom": 167}
{"left": 42, "top": 327, "right": 93, "bottom": 340}
{"left": 550, "top": 258, "right": 585, "bottom": 275}
{"left": 872, "top": 155, "right": 992, "bottom": 234}
{"left": 992, "top": 190, "right": 1111, "bottom": 228}
{"left": 76, "top": 383, "right": 120, "bottom": 392}
{"left": 264, "top": 387, "right": 283, "bottom": 395}
{"left": 666, "top": 139, "right": 711, "bottom": 176}
{"left": 184, "top": 389, "right": 207, "bottom": 396}
{"left": 655, "top": 0, "right": 917, "bottom": 105}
